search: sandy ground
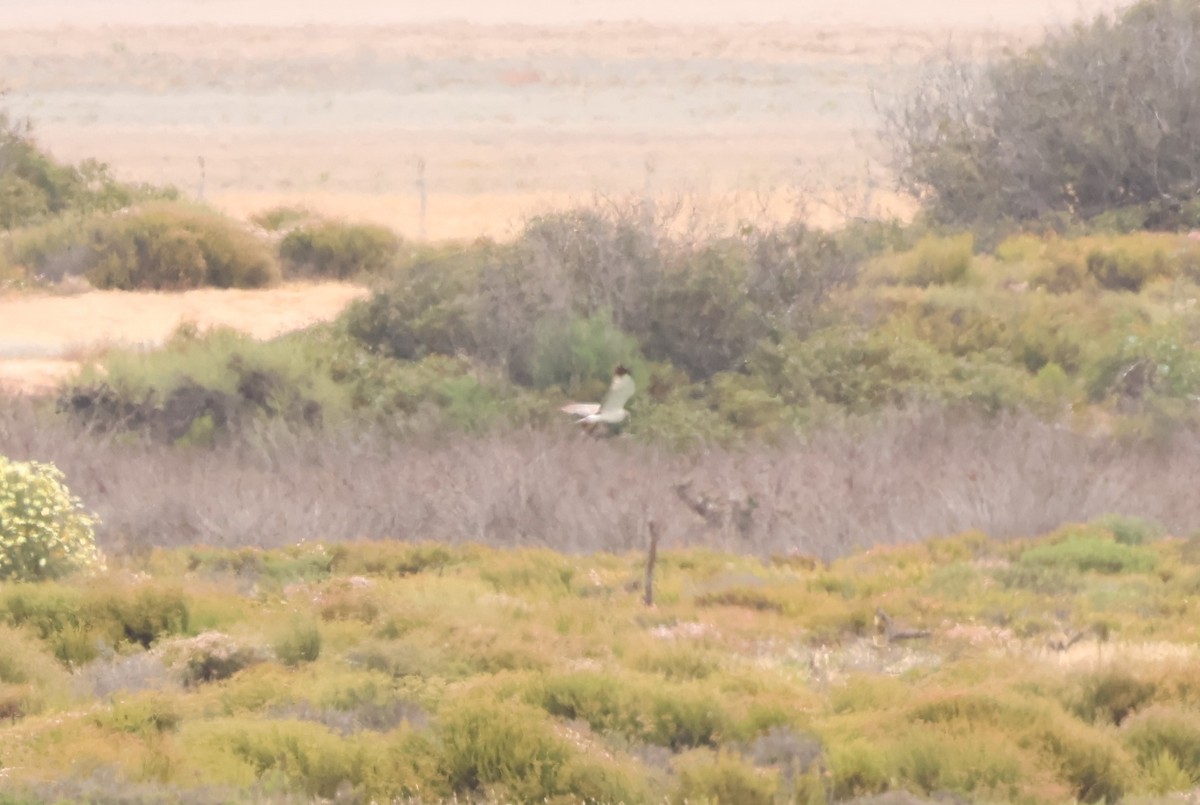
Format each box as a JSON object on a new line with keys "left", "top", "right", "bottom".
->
{"left": 0, "top": 0, "right": 1129, "bottom": 393}
{"left": 0, "top": 283, "right": 368, "bottom": 395}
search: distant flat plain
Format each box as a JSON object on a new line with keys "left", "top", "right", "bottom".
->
{"left": 0, "top": 0, "right": 1123, "bottom": 239}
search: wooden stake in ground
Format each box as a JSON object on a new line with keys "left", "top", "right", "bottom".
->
{"left": 644, "top": 520, "right": 660, "bottom": 608}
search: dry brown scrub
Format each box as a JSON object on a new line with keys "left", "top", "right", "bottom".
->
{"left": 2, "top": 403, "right": 1196, "bottom": 559}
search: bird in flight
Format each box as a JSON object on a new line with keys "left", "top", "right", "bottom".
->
{"left": 560, "top": 366, "right": 635, "bottom": 436}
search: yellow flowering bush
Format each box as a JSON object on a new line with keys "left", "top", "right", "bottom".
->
{"left": 0, "top": 456, "right": 103, "bottom": 581}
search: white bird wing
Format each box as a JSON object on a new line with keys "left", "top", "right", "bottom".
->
{"left": 598, "top": 372, "right": 635, "bottom": 416}
{"left": 560, "top": 402, "right": 601, "bottom": 417}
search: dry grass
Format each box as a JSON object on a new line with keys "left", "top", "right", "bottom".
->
{"left": 2, "top": 402, "right": 1197, "bottom": 559}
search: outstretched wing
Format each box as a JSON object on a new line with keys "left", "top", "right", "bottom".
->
{"left": 560, "top": 402, "right": 601, "bottom": 417}
{"left": 598, "top": 371, "right": 635, "bottom": 415}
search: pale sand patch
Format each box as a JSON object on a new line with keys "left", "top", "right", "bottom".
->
{"left": 0, "top": 359, "right": 81, "bottom": 396}
{"left": 0, "top": 283, "right": 369, "bottom": 395}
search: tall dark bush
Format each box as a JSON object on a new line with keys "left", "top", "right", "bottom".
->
{"left": 884, "top": 0, "right": 1200, "bottom": 226}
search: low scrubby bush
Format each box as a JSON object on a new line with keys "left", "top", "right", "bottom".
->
{"left": 439, "top": 699, "right": 572, "bottom": 800}
{"left": 1019, "top": 530, "right": 1158, "bottom": 575}
{"left": 1124, "top": 708, "right": 1200, "bottom": 785}
{"left": 535, "top": 671, "right": 733, "bottom": 750}
{"left": 0, "top": 113, "right": 174, "bottom": 231}
{"left": 672, "top": 749, "right": 778, "bottom": 805}
{"left": 1068, "top": 669, "right": 1158, "bottom": 727}
{"left": 279, "top": 220, "right": 399, "bottom": 279}
{"left": 87, "top": 202, "right": 279, "bottom": 290}
{"left": 1085, "top": 324, "right": 1200, "bottom": 407}
{"left": 1092, "top": 514, "right": 1163, "bottom": 546}
{"left": 344, "top": 252, "right": 482, "bottom": 361}
{"left": 0, "top": 456, "right": 102, "bottom": 582}
{"left": 530, "top": 311, "right": 643, "bottom": 391}
{"left": 900, "top": 233, "right": 973, "bottom": 286}
{"left": 159, "top": 632, "right": 266, "bottom": 686}
{"left": 93, "top": 692, "right": 182, "bottom": 735}
{"left": 1, "top": 581, "right": 189, "bottom": 664}
{"left": 328, "top": 541, "right": 457, "bottom": 578}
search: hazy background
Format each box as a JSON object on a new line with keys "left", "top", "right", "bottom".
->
{"left": 0, "top": 0, "right": 1125, "bottom": 239}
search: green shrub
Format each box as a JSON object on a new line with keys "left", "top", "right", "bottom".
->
{"left": 828, "top": 740, "right": 889, "bottom": 800}
{"left": 94, "top": 692, "right": 182, "bottom": 735}
{"left": 709, "top": 373, "right": 793, "bottom": 435}
{"left": 1019, "top": 533, "right": 1158, "bottom": 575}
{"left": 66, "top": 326, "right": 351, "bottom": 438}
{"left": 0, "top": 583, "right": 93, "bottom": 662}
{"left": 439, "top": 700, "right": 571, "bottom": 800}
{"left": 530, "top": 311, "right": 642, "bottom": 391}
{"left": 436, "top": 698, "right": 648, "bottom": 803}
{"left": 0, "top": 581, "right": 188, "bottom": 664}
{"left": 630, "top": 395, "right": 739, "bottom": 450}
{"left": 186, "top": 544, "right": 334, "bottom": 583}
{"left": 642, "top": 246, "right": 767, "bottom": 379}
{"left": 557, "top": 754, "right": 649, "bottom": 805}
{"left": 344, "top": 253, "right": 481, "bottom": 361}
{"left": 0, "top": 114, "right": 174, "bottom": 230}
{"left": 279, "top": 220, "right": 399, "bottom": 279}
{"left": 0, "top": 623, "right": 73, "bottom": 716}
{"left": 1125, "top": 709, "right": 1200, "bottom": 785}
{"left": 87, "top": 202, "right": 279, "bottom": 290}
{"left": 631, "top": 645, "right": 721, "bottom": 681}
{"left": 329, "top": 541, "right": 456, "bottom": 577}
{"left": 0, "top": 456, "right": 102, "bottom": 582}
{"left": 271, "top": 617, "right": 322, "bottom": 667}
{"left": 994, "top": 233, "right": 1043, "bottom": 263}
{"left": 1085, "top": 324, "right": 1200, "bottom": 405}
{"left": 3, "top": 214, "right": 92, "bottom": 282}
{"left": 752, "top": 328, "right": 988, "bottom": 415}
{"left": 696, "top": 588, "right": 785, "bottom": 613}
{"left": 901, "top": 234, "right": 973, "bottom": 286}
{"left": 1085, "top": 240, "right": 1173, "bottom": 292}
{"left": 99, "top": 584, "right": 191, "bottom": 649}
{"left": 536, "top": 671, "right": 732, "bottom": 750}
{"left": 1091, "top": 514, "right": 1163, "bottom": 546}
{"left": 217, "top": 718, "right": 370, "bottom": 799}
{"left": 1036, "top": 718, "right": 1134, "bottom": 803}
{"left": 1070, "top": 669, "right": 1158, "bottom": 726}
{"left": 886, "top": 729, "right": 1023, "bottom": 799}
{"left": 1032, "top": 243, "right": 1091, "bottom": 293}
{"left": 672, "top": 749, "right": 778, "bottom": 805}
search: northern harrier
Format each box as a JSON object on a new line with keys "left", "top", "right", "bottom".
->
{"left": 560, "top": 366, "right": 635, "bottom": 436}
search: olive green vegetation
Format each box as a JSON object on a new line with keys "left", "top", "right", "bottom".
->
{"left": 55, "top": 225, "right": 1200, "bottom": 449}
{"left": 6, "top": 2, "right": 1200, "bottom": 446}
{"left": 2, "top": 520, "right": 1200, "bottom": 803}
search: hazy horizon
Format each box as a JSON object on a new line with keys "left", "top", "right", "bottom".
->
{"left": 1, "top": 0, "right": 1125, "bottom": 29}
